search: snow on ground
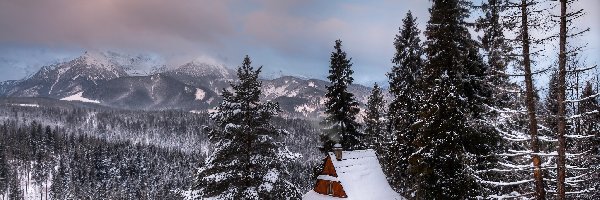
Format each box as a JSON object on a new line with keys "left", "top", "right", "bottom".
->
{"left": 60, "top": 92, "right": 101, "bottom": 103}
{"left": 50, "top": 66, "right": 69, "bottom": 93}
{"left": 10, "top": 103, "right": 40, "bottom": 107}
{"left": 207, "top": 109, "right": 218, "bottom": 114}
{"left": 308, "top": 81, "right": 316, "bottom": 88}
{"left": 263, "top": 84, "right": 289, "bottom": 97}
{"left": 195, "top": 88, "right": 206, "bottom": 100}
{"left": 263, "top": 84, "right": 299, "bottom": 98}
{"left": 4, "top": 167, "right": 53, "bottom": 200}
{"left": 190, "top": 110, "right": 204, "bottom": 114}
{"left": 81, "top": 51, "right": 125, "bottom": 78}
{"left": 191, "top": 55, "right": 226, "bottom": 69}
{"left": 181, "top": 189, "right": 201, "bottom": 200}
{"left": 206, "top": 97, "right": 214, "bottom": 104}
{"left": 295, "top": 104, "right": 317, "bottom": 114}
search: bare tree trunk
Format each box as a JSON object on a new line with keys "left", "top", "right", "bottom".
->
{"left": 521, "top": 0, "right": 546, "bottom": 199}
{"left": 26, "top": 165, "right": 28, "bottom": 193}
{"left": 556, "top": 0, "right": 568, "bottom": 199}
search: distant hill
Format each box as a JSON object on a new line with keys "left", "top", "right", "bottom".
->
{"left": 0, "top": 51, "right": 381, "bottom": 119}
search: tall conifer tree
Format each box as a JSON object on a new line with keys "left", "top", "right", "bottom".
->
{"left": 321, "top": 40, "right": 363, "bottom": 151}
{"left": 194, "top": 56, "right": 301, "bottom": 199}
{"left": 8, "top": 168, "right": 23, "bottom": 200}
{"left": 576, "top": 81, "right": 600, "bottom": 199}
{"left": 411, "top": 0, "right": 497, "bottom": 198}
{"left": 544, "top": 71, "right": 560, "bottom": 132}
{"left": 386, "top": 11, "right": 424, "bottom": 194}
{"left": 476, "top": 0, "right": 514, "bottom": 108}
{"left": 364, "top": 83, "right": 387, "bottom": 155}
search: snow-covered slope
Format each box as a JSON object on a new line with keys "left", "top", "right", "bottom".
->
{"left": 161, "top": 61, "right": 235, "bottom": 95}
{"left": 0, "top": 80, "right": 19, "bottom": 96}
{"left": 85, "top": 73, "right": 217, "bottom": 110}
{"left": 93, "top": 51, "right": 166, "bottom": 76}
{"left": 0, "top": 51, "right": 380, "bottom": 118}
{"left": 261, "top": 76, "right": 374, "bottom": 118}
{"left": 2, "top": 51, "right": 128, "bottom": 98}
{"left": 61, "top": 91, "right": 101, "bottom": 103}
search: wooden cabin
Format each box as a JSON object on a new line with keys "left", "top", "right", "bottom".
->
{"left": 303, "top": 145, "right": 404, "bottom": 200}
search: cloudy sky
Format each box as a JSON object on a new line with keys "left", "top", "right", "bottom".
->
{"left": 0, "top": 0, "right": 598, "bottom": 86}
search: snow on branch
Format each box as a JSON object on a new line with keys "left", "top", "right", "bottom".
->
{"left": 480, "top": 179, "right": 534, "bottom": 186}
{"left": 565, "top": 93, "right": 600, "bottom": 103}
{"left": 496, "top": 149, "right": 585, "bottom": 157}
{"left": 488, "top": 192, "right": 533, "bottom": 199}
{"left": 499, "top": 130, "right": 558, "bottom": 142}
{"left": 565, "top": 188, "right": 595, "bottom": 195}
{"left": 487, "top": 105, "right": 527, "bottom": 114}
{"left": 507, "top": 66, "right": 553, "bottom": 76}
{"left": 567, "top": 110, "right": 599, "bottom": 120}
{"left": 539, "top": 136, "right": 558, "bottom": 142}
{"left": 498, "top": 150, "right": 530, "bottom": 157}
{"left": 477, "top": 168, "right": 530, "bottom": 173}
{"left": 498, "top": 161, "right": 530, "bottom": 170}
{"left": 564, "top": 134, "right": 595, "bottom": 139}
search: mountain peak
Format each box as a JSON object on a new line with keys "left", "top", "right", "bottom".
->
{"left": 190, "top": 55, "right": 223, "bottom": 66}
{"left": 171, "top": 59, "right": 234, "bottom": 79}
{"left": 80, "top": 51, "right": 114, "bottom": 67}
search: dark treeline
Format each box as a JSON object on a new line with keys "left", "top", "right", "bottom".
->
{"left": 0, "top": 119, "right": 199, "bottom": 199}
{"left": 0, "top": 102, "right": 323, "bottom": 199}
{"left": 0, "top": 103, "right": 211, "bottom": 153}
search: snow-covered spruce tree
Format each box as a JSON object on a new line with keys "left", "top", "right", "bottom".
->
{"left": 320, "top": 39, "right": 364, "bottom": 152}
{"left": 578, "top": 82, "right": 600, "bottom": 153}
{"left": 193, "top": 56, "right": 301, "bottom": 200}
{"left": 32, "top": 125, "right": 52, "bottom": 200}
{"left": 0, "top": 145, "right": 8, "bottom": 199}
{"left": 544, "top": 71, "right": 560, "bottom": 133}
{"left": 364, "top": 83, "right": 387, "bottom": 157}
{"left": 475, "top": 0, "right": 516, "bottom": 109}
{"left": 538, "top": 71, "right": 562, "bottom": 195}
{"left": 541, "top": 72, "right": 599, "bottom": 199}
{"left": 409, "top": 0, "right": 498, "bottom": 198}
{"left": 8, "top": 168, "right": 23, "bottom": 200}
{"left": 386, "top": 10, "right": 424, "bottom": 195}
{"left": 575, "top": 81, "right": 600, "bottom": 199}
{"left": 51, "top": 157, "right": 72, "bottom": 200}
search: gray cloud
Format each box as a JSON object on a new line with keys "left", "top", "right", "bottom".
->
{"left": 0, "top": 0, "right": 597, "bottom": 85}
{"left": 0, "top": 0, "right": 234, "bottom": 54}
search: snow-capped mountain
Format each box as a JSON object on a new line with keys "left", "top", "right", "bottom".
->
{"left": 1, "top": 52, "right": 128, "bottom": 98}
{"left": 85, "top": 73, "right": 218, "bottom": 110}
{"left": 161, "top": 60, "right": 235, "bottom": 95}
{"left": 0, "top": 80, "right": 19, "bottom": 95}
{"left": 261, "top": 76, "right": 373, "bottom": 118}
{"left": 96, "top": 51, "right": 166, "bottom": 76}
{"left": 0, "top": 52, "right": 376, "bottom": 118}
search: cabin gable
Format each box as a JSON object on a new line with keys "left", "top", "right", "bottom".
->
{"left": 303, "top": 149, "right": 404, "bottom": 200}
{"left": 312, "top": 156, "right": 348, "bottom": 198}
{"left": 320, "top": 156, "right": 337, "bottom": 177}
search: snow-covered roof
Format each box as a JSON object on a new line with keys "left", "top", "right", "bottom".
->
{"left": 303, "top": 149, "right": 405, "bottom": 200}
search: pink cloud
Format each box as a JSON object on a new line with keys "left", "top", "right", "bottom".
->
{"left": 0, "top": 0, "right": 234, "bottom": 54}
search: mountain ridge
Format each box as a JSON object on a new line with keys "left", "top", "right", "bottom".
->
{"left": 0, "top": 52, "right": 379, "bottom": 119}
